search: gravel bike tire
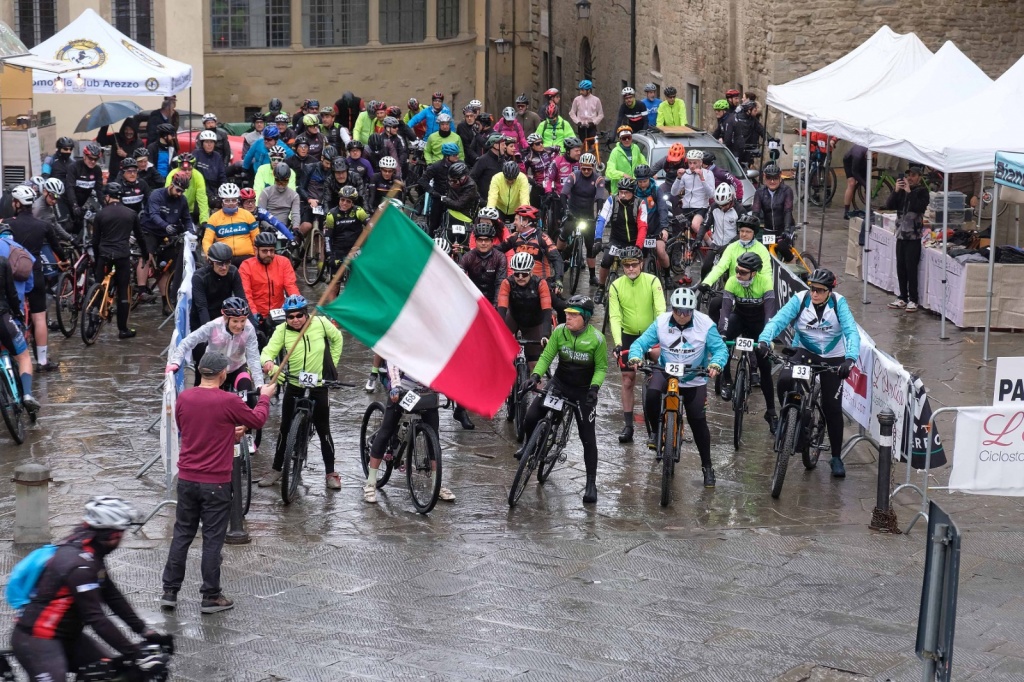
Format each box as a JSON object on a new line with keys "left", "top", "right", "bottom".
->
{"left": 407, "top": 422, "right": 442, "bottom": 514}
{"left": 54, "top": 271, "right": 79, "bottom": 338}
{"left": 358, "top": 402, "right": 392, "bottom": 487}
{"left": 281, "top": 412, "right": 309, "bottom": 504}
{"left": 568, "top": 236, "right": 584, "bottom": 295}
{"left": 732, "top": 363, "right": 748, "bottom": 450}
{"left": 536, "top": 414, "right": 565, "bottom": 484}
{"left": 803, "top": 384, "right": 825, "bottom": 470}
{"left": 660, "top": 410, "right": 678, "bottom": 507}
{"left": 80, "top": 282, "right": 105, "bottom": 345}
{"left": 771, "top": 408, "right": 798, "bottom": 499}
{"left": 509, "top": 419, "right": 548, "bottom": 507}
{"left": 239, "top": 437, "right": 253, "bottom": 515}
{"left": 514, "top": 363, "right": 529, "bottom": 442}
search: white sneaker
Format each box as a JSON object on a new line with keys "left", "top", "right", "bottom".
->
{"left": 362, "top": 484, "right": 377, "bottom": 503}
{"left": 906, "top": 301, "right": 919, "bottom": 312}
{"left": 258, "top": 470, "right": 282, "bottom": 487}
{"left": 326, "top": 472, "right": 342, "bottom": 490}
{"left": 438, "top": 487, "right": 456, "bottom": 502}
{"left": 248, "top": 438, "right": 257, "bottom": 455}
{"left": 887, "top": 298, "right": 907, "bottom": 309}
{"left": 364, "top": 375, "right": 377, "bottom": 392}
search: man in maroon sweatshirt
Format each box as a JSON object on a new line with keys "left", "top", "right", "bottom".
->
{"left": 160, "top": 351, "right": 275, "bottom": 614}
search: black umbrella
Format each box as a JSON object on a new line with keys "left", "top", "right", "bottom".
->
{"left": 74, "top": 100, "right": 143, "bottom": 133}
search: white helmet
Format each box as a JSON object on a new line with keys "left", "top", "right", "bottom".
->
{"left": 502, "top": 107, "right": 516, "bottom": 122}
{"left": 11, "top": 185, "right": 37, "bottom": 206}
{"left": 509, "top": 251, "right": 535, "bottom": 272}
{"left": 669, "top": 287, "right": 697, "bottom": 311}
{"left": 83, "top": 495, "right": 138, "bottom": 530}
{"left": 29, "top": 175, "right": 45, "bottom": 190}
{"left": 686, "top": 149, "right": 704, "bottom": 161}
{"left": 714, "top": 182, "right": 735, "bottom": 205}
{"left": 202, "top": 112, "right": 218, "bottom": 122}
{"left": 218, "top": 182, "right": 240, "bottom": 199}
{"left": 526, "top": 133, "right": 542, "bottom": 145}
{"left": 622, "top": 86, "right": 636, "bottom": 97}
{"left": 477, "top": 206, "right": 500, "bottom": 221}
{"left": 43, "top": 178, "right": 65, "bottom": 195}
{"left": 198, "top": 130, "right": 217, "bottom": 142}
{"left": 468, "top": 99, "right": 483, "bottom": 110}
{"left": 579, "top": 153, "right": 597, "bottom": 167}
{"left": 436, "top": 113, "right": 452, "bottom": 124}
{"left": 379, "top": 156, "right": 398, "bottom": 170}
{"left": 433, "top": 236, "right": 451, "bottom": 254}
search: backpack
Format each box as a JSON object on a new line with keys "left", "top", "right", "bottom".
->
{"left": 5, "top": 544, "right": 57, "bottom": 609}
{"left": 1, "top": 238, "right": 34, "bottom": 282}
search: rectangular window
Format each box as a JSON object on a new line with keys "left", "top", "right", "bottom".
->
{"left": 687, "top": 83, "right": 700, "bottom": 128}
{"left": 112, "top": 0, "right": 154, "bottom": 49}
{"left": 379, "top": 0, "right": 425, "bottom": 45}
{"left": 436, "top": 0, "right": 458, "bottom": 40}
{"left": 14, "top": 0, "right": 57, "bottom": 48}
{"left": 303, "top": 0, "right": 368, "bottom": 47}
{"left": 211, "top": 0, "right": 291, "bottom": 49}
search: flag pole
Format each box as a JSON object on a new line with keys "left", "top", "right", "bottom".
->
{"left": 269, "top": 184, "right": 406, "bottom": 384}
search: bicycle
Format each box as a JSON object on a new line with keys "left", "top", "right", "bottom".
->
{"left": 641, "top": 232, "right": 671, "bottom": 290}
{"left": 508, "top": 385, "right": 581, "bottom": 507}
{"left": 597, "top": 244, "right": 622, "bottom": 334}
{"left": 636, "top": 363, "right": 709, "bottom": 507}
{"left": 724, "top": 338, "right": 757, "bottom": 449}
{"left": 443, "top": 207, "right": 474, "bottom": 263}
{"left": 767, "top": 348, "right": 838, "bottom": 499}
{"left": 298, "top": 220, "right": 327, "bottom": 286}
{"left": 561, "top": 215, "right": 592, "bottom": 295}
{"left": 852, "top": 166, "right": 897, "bottom": 212}
{"left": 0, "top": 345, "right": 28, "bottom": 444}
{"left": 664, "top": 229, "right": 705, "bottom": 288}
{"left": 81, "top": 262, "right": 132, "bottom": 345}
{"left": 807, "top": 155, "right": 837, "bottom": 207}
{"left": 359, "top": 388, "right": 446, "bottom": 514}
{"left": 278, "top": 373, "right": 346, "bottom": 505}
{"left": 505, "top": 339, "right": 544, "bottom": 442}
{"left": 53, "top": 236, "right": 94, "bottom": 338}
{"left": 762, "top": 231, "right": 818, "bottom": 275}
{"left": 232, "top": 389, "right": 255, "bottom": 516}
{"left": 0, "top": 640, "right": 174, "bottom": 682}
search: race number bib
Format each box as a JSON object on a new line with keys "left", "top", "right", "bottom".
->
{"left": 298, "top": 371, "right": 318, "bottom": 387}
{"left": 735, "top": 337, "right": 754, "bottom": 352}
{"left": 270, "top": 308, "right": 285, "bottom": 323}
{"left": 665, "top": 362, "right": 688, "bottom": 377}
{"left": 761, "top": 234, "right": 776, "bottom": 245}
{"left": 188, "top": 240, "right": 197, "bottom": 252}
{"left": 644, "top": 239, "right": 656, "bottom": 248}
{"left": 517, "top": 346, "right": 525, "bottom": 360}
{"left": 312, "top": 205, "right": 325, "bottom": 216}
{"left": 452, "top": 224, "right": 466, "bottom": 235}
{"left": 792, "top": 365, "right": 811, "bottom": 381}
{"left": 768, "top": 139, "right": 781, "bottom": 152}
{"left": 607, "top": 245, "right": 620, "bottom": 257}
{"left": 543, "top": 394, "right": 565, "bottom": 411}
{"left": 237, "top": 390, "right": 248, "bottom": 400}
{"left": 399, "top": 391, "right": 421, "bottom": 410}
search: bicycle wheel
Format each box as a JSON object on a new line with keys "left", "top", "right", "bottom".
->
{"left": 567, "top": 237, "right": 584, "bottom": 295}
{"left": 0, "top": 365, "right": 26, "bottom": 445}
{"left": 771, "top": 408, "right": 798, "bottom": 499}
{"left": 803, "top": 384, "right": 825, "bottom": 470}
{"left": 732, "top": 363, "right": 748, "bottom": 450}
{"left": 979, "top": 187, "right": 1009, "bottom": 220}
{"left": 281, "top": 412, "right": 309, "bottom": 504}
{"left": 514, "top": 364, "right": 529, "bottom": 442}
{"left": 660, "top": 410, "right": 678, "bottom": 507}
{"left": 302, "top": 229, "right": 326, "bottom": 286}
{"left": 54, "top": 271, "right": 79, "bottom": 338}
{"left": 80, "top": 282, "right": 105, "bottom": 345}
{"left": 799, "top": 251, "right": 819, "bottom": 273}
{"left": 825, "top": 167, "right": 838, "bottom": 205}
{"left": 536, "top": 415, "right": 565, "bottom": 484}
{"left": 808, "top": 163, "right": 825, "bottom": 207}
{"left": 407, "top": 422, "right": 442, "bottom": 514}
{"left": 508, "top": 419, "right": 548, "bottom": 507}
{"left": 239, "top": 437, "right": 253, "bottom": 515}
{"left": 358, "top": 402, "right": 392, "bottom": 487}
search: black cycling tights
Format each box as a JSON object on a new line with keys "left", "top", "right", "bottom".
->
{"left": 273, "top": 384, "right": 335, "bottom": 473}
{"left": 370, "top": 402, "right": 440, "bottom": 461}
{"left": 94, "top": 256, "right": 132, "bottom": 332}
{"left": 777, "top": 349, "right": 845, "bottom": 458}
{"left": 643, "top": 375, "right": 713, "bottom": 469}
{"left": 13, "top": 628, "right": 107, "bottom": 682}
{"left": 521, "top": 383, "right": 598, "bottom": 480}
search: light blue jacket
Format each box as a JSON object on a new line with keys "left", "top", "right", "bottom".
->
{"left": 759, "top": 290, "right": 860, "bottom": 360}
{"left": 243, "top": 139, "right": 295, "bottom": 171}
{"left": 629, "top": 311, "right": 728, "bottom": 387}
{"left": 407, "top": 104, "right": 452, "bottom": 139}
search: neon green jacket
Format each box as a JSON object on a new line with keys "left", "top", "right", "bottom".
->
{"left": 604, "top": 144, "right": 648, "bottom": 194}
{"left": 656, "top": 100, "right": 688, "bottom": 127}
{"left": 352, "top": 111, "right": 374, "bottom": 144}
{"left": 261, "top": 316, "right": 343, "bottom": 388}
{"left": 253, "top": 164, "right": 298, "bottom": 200}
{"left": 164, "top": 169, "right": 209, "bottom": 224}
{"left": 701, "top": 239, "right": 773, "bottom": 288}
{"left": 424, "top": 132, "right": 466, "bottom": 164}
{"left": 608, "top": 272, "right": 666, "bottom": 346}
{"left": 535, "top": 117, "right": 574, "bottom": 152}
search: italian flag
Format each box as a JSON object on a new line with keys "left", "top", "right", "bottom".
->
{"left": 319, "top": 206, "right": 520, "bottom": 417}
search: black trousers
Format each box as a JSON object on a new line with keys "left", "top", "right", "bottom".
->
{"left": 369, "top": 401, "right": 440, "bottom": 460}
{"left": 273, "top": 383, "right": 335, "bottom": 472}
{"left": 95, "top": 256, "right": 132, "bottom": 332}
{"left": 521, "top": 382, "right": 599, "bottom": 480}
{"left": 776, "top": 349, "right": 845, "bottom": 458}
{"left": 719, "top": 313, "right": 775, "bottom": 412}
{"left": 643, "top": 371, "right": 712, "bottom": 468}
{"left": 895, "top": 238, "right": 922, "bottom": 304}
{"left": 161, "top": 479, "right": 231, "bottom": 595}
{"left": 12, "top": 628, "right": 108, "bottom": 682}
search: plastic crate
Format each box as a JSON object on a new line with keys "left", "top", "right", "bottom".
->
{"left": 929, "top": 191, "right": 966, "bottom": 211}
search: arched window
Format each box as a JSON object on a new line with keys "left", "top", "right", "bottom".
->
{"left": 652, "top": 44, "right": 661, "bottom": 74}
{"left": 580, "top": 38, "right": 593, "bottom": 81}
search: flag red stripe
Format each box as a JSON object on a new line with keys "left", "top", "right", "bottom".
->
{"left": 430, "top": 298, "right": 519, "bottom": 418}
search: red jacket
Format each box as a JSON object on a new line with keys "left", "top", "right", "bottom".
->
{"left": 238, "top": 254, "right": 299, "bottom": 317}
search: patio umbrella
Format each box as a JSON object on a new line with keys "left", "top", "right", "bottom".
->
{"left": 74, "top": 100, "right": 142, "bottom": 133}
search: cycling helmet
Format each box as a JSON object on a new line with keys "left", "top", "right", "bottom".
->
{"left": 563, "top": 137, "right": 582, "bottom": 151}
{"left": 634, "top": 164, "right": 653, "bottom": 180}
{"left": 433, "top": 236, "right": 451, "bottom": 254}
{"left": 156, "top": 123, "right": 176, "bottom": 136}
{"left": 664, "top": 86, "right": 677, "bottom": 97}
{"left": 372, "top": 101, "right": 387, "bottom": 113}
{"left": 686, "top": 149, "right": 704, "bottom": 161}
{"left": 473, "top": 223, "right": 496, "bottom": 238}
{"left": 275, "top": 113, "right": 289, "bottom": 124}
{"left": 515, "top": 205, "right": 539, "bottom": 222}
{"left": 321, "top": 147, "right": 338, "bottom": 161}
{"left": 713, "top": 99, "right": 730, "bottom": 111}
{"left": 263, "top": 127, "right": 280, "bottom": 140}
{"left": 621, "top": 86, "right": 635, "bottom": 97}
{"left": 468, "top": 99, "right": 483, "bottom": 110}
{"left": 763, "top": 163, "right": 782, "bottom": 178}
{"left": 268, "top": 145, "right": 287, "bottom": 161}
{"left": 736, "top": 213, "right": 761, "bottom": 232}
{"left": 545, "top": 103, "right": 559, "bottom": 119}
{"left": 502, "top": 161, "right": 521, "bottom": 181}
{"left": 11, "top": 185, "right": 37, "bottom": 206}
{"left": 714, "top": 182, "right": 735, "bottom": 205}
{"left": 643, "top": 83, "right": 657, "bottom": 93}
{"left": 57, "top": 136, "right": 75, "bottom": 150}
{"left": 477, "top": 206, "right": 500, "bottom": 221}
{"left": 254, "top": 231, "right": 277, "bottom": 248}
{"left": 268, "top": 98, "right": 283, "bottom": 112}
{"left": 579, "top": 153, "right": 597, "bottom": 167}
{"left": 379, "top": 156, "right": 398, "bottom": 170}
{"left": 578, "top": 79, "right": 593, "bottom": 90}
{"left": 616, "top": 125, "right": 633, "bottom": 138}
{"left": 486, "top": 133, "right": 505, "bottom": 148}
{"left": 526, "top": 133, "right": 543, "bottom": 146}
{"left": 346, "top": 140, "right": 364, "bottom": 151}
{"left": 441, "top": 142, "right": 460, "bottom": 157}
{"left": 120, "top": 157, "right": 138, "bottom": 171}
{"left": 509, "top": 251, "right": 535, "bottom": 272}
{"left": 702, "top": 151, "right": 716, "bottom": 166}
{"left": 103, "top": 182, "right": 123, "bottom": 198}
{"left": 725, "top": 89, "right": 741, "bottom": 97}
{"left": 176, "top": 152, "right": 196, "bottom": 167}
{"left": 251, "top": 111, "right": 266, "bottom": 123}
{"left": 617, "top": 177, "right": 637, "bottom": 192}
{"left": 197, "top": 130, "right": 217, "bottom": 142}
{"left": 807, "top": 268, "right": 837, "bottom": 290}
{"left": 544, "top": 88, "right": 560, "bottom": 97}
{"left": 273, "top": 163, "right": 291, "bottom": 181}
{"left": 366, "top": 100, "right": 379, "bottom": 113}
{"left": 42, "top": 177, "right": 64, "bottom": 195}
{"left": 502, "top": 107, "right": 516, "bottom": 122}
{"left": 515, "top": 93, "right": 530, "bottom": 105}
{"left": 477, "top": 112, "right": 494, "bottom": 127}
{"left": 736, "top": 251, "right": 764, "bottom": 273}
{"left": 564, "top": 295, "right": 595, "bottom": 320}
{"left": 83, "top": 496, "right": 137, "bottom": 530}
{"left": 386, "top": 106, "right": 402, "bottom": 118}
{"left": 83, "top": 142, "right": 102, "bottom": 158}
{"left": 741, "top": 101, "right": 757, "bottom": 112}
{"left": 133, "top": 147, "right": 150, "bottom": 159}
{"left": 618, "top": 245, "right": 643, "bottom": 262}
{"left": 432, "top": 91, "right": 445, "bottom": 101}
{"left": 669, "top": 287, "right": 697, "bottom": 311}
{"left": 202, "top": 112, "right": 217, "bottom": 123}
{"left": 218, "top": 182, "right": 240, "bottom": 199}
{"left": 302, "top": 113, "right": 319, "bottom": 127}
{"left": 29, "top": 176, "right": 44, "bottom": 191}
{"left": 436, "top": 113, "right": 453, "bottom": 125}
{"left": 239, "top": 188, "right": 256, "bottom": 201}
{"left": 447, "top": 162, "right": 469, "bottom": 179}
{"left": 667, "top": 143, "right": 687, "bottom": 163}
{"left": 221, "top": 296, "right": 250, "bottom": 317}
{"left": 332, "top": 157, "right": 348, "bottom": 171}
{"left": 206, "top": 242, "right": 233, "bottom": 263}
{"left": 382, "top": 116, "right": 399, "bottom": 128}
{"left": 339, "top": 185, "right": 359, "bottom": 200}
{"left": 282, "top": 294, "right": 308, "bottom": 312}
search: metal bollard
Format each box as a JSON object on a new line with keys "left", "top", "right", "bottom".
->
{"left": 225, "top": 449, "right": 251, "bottom": 545}
{"left": 869, "top": 408, "right": 900, "bottom": 533}
{"left": 14, "top": 463, "right": 52, "bottom": 545}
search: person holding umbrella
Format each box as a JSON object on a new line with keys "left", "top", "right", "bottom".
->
{"left": 97, "top": 119, "right": 143, "bottom": 181}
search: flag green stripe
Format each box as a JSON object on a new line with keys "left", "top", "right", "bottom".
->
{"left": 321, "top": 207, "right": 434, "bottom": 347}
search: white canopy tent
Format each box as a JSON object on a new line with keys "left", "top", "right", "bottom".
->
{"left": 29, "top": 8, "right": 191, "bottom": 96}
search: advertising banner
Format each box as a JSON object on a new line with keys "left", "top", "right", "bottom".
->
{"left": 948, "top": 406, "right": 1024, "bottom": 495}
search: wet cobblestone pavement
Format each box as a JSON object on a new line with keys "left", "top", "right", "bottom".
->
{"left": 2, "top": 206, "right": 1024, "bottom": 680}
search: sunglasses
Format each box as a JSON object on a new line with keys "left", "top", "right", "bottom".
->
{"left": 622, "top": 261, "right": 641, "bottom": 268}
{"left": 736, "top": 268, "right": 751, "bottom": 276}
{"left": 286, "top": 312, "right": 307, "bottom": 319}
{"left": 476, "top": 236, "right": 492, "bottom": 242}
{"left": 620, "top": 136, "right": 632, "bottom": 141}
{"left": 210, "top": 259, "right": 229, "bottom": 267}
{"left": 512, "top": 272, "right": 531, "bottom": 278}
{"left": 809, "top": 286, "right": 829, "bottom": 293}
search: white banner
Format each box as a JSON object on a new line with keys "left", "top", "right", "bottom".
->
{"left": 993, "top": 357, "right": 1024, "bottom": 404}
{"left": 160, "top": 373, "right": 179, "bottom": 486}
{"left": 842, "top": 329, "right": 875, "bottom": 430}
{"left": 868, "top": 349, "right": 911, "bottom": 449}
{"left": 948, "top": 406, "right": 1024, "bottom": 496}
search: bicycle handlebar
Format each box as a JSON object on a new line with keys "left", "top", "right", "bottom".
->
{"left": 632, "top": 363, "right": 710, "bottom": 377}
{"left": 277, "top": 372, "right": 355, "bottom": 389}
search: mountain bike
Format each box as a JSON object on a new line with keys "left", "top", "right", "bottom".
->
{"left": 359, "top": 389, "right": 446, "bottom": 514}
{"left": 0, "top": 639, "right": 174, "bottom": 682}
{"left": 852, "top": 167, "right": 897, "bottom": 212}
{"left": 767, "top": 348, "right": 838, "bottom": 499}
{"left": 664, "top": 230, "right": 704, "bottom": 288}
{"left": 298, "top": 221, "right": 327, "bottom": 286}
{"left": 508, "top": 385, "right": 581, "bottom": 507}
{"left": 81, "top": 262, "right": 131, "bottom": 345}
{"left": 597, "top": 244, "right": 622, "bottom": 334}
{"left": 279, "top": 374, "right": 346, "bottom": 504}
{"left": 443, "top": 207, "right": 473, "bottom": 263}
{"left": 762, "top": 232, "right": 818, "bottom": 275}
{"left": 562, "top": 216, "right": 593, "bottom": 295}
{"left": 233, "top": 389, "right": 255, "bottom": 515}
{"left": 505, "top": 339, "right": 544, "bottom": 442}
{"left": 53, "top": 238, "right": 94, "bottom": 338}
{"left": 641, "top": 233, "right": 670, "bottom": 290}
{"left": 0, "top": 346, "right": 27, "bottom": 444}
{"left": 725, "top": 338, "right": 757, "bottom": 449}
{"left": 807, "top": 157, "right": 837, "bottom": 207}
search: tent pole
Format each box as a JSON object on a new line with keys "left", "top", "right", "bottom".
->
{"left": 939, "top": 174, "right": 949, "bottom": 340}
{"left": 1015, "top": 204, "right": 1019, "bottom": 248}
{"left": 983, "top": 185, "right": 999, "bottom": 362}
{"left": 861, "top": 150, "right": 872, "bottom": 304}
{"left": 818, "top": 149, "right": 829, "bottom": 264}
{"left": 802, "top": 131, "right": 811, "bottom": 252}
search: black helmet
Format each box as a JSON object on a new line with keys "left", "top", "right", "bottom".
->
{"left": 332, "top": 157, "right": 348, "bottom": 171}
{"left": 268, "top": 97, "right": 283, "bottom": 112}
{"left": 736, "top": 251, "right": 763, "bottom": 273}
{"left": 477, "top": 112, "right": 494, "bottom": 127}
{"left": 346, "top": 140, "right": 364, "bottom": 151}
{"left": 763, "top": 163, "right": 782, "bottom": 178}
{"left": 273, "top": 162, "right": 291, "bottom": 180}
{"left": 57, "top": 136, "right": 75, "bottom": 151}
{"left": 565, "top": 295, "right": 595, "bottom": 319}
{"left": 133, "top": 146, "right": 150, "bottom": 159}
{"left": 221, "top": 296, "right": 250, "bottom": 317}
{"left": 807, "top": 268, "right": 837, "bottom": 289}
{"left": 502, "top": 161, "right": 520, "bottom": 180}
{"left": 736, "top": 213, "right": 761, "bottom": 231}
{"left": 251, "top": 111, "right": 266, "bottom": 123}
{"left": 617, "top": 177, "right": 637, "bottom": 192}
{"left": 515, "top": 93, "right": 529, "bottom": 105}
{"left": 702, "top": 151, "right": 716, "bottom": 166}
{"left": 447, "top": 162, "right": 469, "bottom": 180}
{"left": 563, "top": 137, "right": 582, "bottom": 151}
{"left": 473, "top": 223, "right": 496, "bottom": 238}
{"left": 321, "top": 146, "right": 338, "bottom": 161}
{"left": 104, "top": 182, "right": 123, "bottom": 197}
{"left": 207, "top": 242, "right": 233, "bottom": 264}
{"left": 120, "top": 157, "right": 138, "bottom": 170}
{"left": 82, "top": 143, "right": 102, "bottom": 159}
{"left": 634, "top": 164, "right": 653, "bottom": 180}
{"left": 156, "top": 123, "right": 176, "bottom": 137}
{"left": 618, "top": 245, "right": 643, "bottom": 262}
{"left": 664, "top": 86, "right": 678, "bottom": 97}
{"left": 254, "top": 231, "right": 277, "bottom": 248}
